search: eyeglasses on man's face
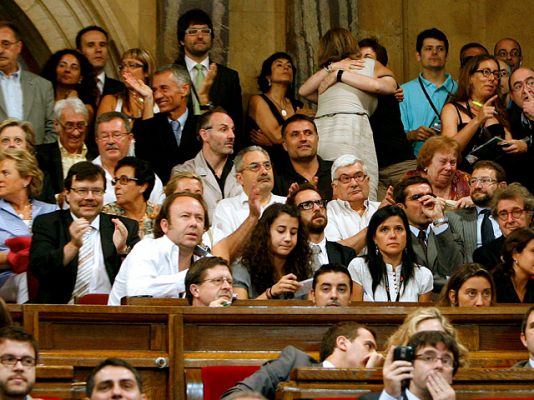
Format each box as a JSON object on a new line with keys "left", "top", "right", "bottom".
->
{"left": 335, "top": 173, "right": 367, "bottom": 184}
{"left": 297, "top": 199, "right": 328, "bottom": 210}
{"left": 469, "top": 177, "right": 497, "bottom": 187}
{"left": 69, "top": 187, "right": 105, "bottom": 197}
{"left": 512, "top": 77, "right": 534, "bottom": 92}
{"left": 185, "top": 28, "right": 212, "bottom": 36}
{"left": 241, "top": 161, "right": 272, "bottom": 173}
{"left": 58, "top": 121, "right": 87, "bottom": 132}
{"left": 0, "top": 354, "right": 36, "bottom": 368}
{"left": 496, "top": 208, "right": 530, "bottom": 221}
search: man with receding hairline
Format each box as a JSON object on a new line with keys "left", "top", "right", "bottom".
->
{"left": 494, "top": 38, "right": 523, "bottom": 71}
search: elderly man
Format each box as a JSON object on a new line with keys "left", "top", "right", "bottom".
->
{"left": 447, "top": 161, "right": 507, "bottom": 262}
{"left": 310, "top": 264, "right": 352, "bottom": 307}
{"left": 211, "top": 146, "right": 285, "bottom": 244}
{"left": 85, "top": 358, "right": 146, "bottom": 400}
{"left": 494, "top": 37, "right": 523, "bottom": 71}
{"left": 93, "top": 111, "right": 164, "bottom": 205}
{"left": 172, "top": 107, "right": 242, "bottom": 219}
{"left": 36, "top": 98, "right": 95, "bottom": 198}
{"left": 273, "top": 114, "right": 333, "bottom": 200}
{"left": 0, "top": 21, "right": 55, "bottom": 145}
{"left": 185, "top": 256, "right": 234, "bottom": 307}
{"left": 325, "top": 155, "right": 392, "bottom": 254}
{"left": 222, "top": 322, "right": 383, "bottom": 400}
{"left": 29, "top": 162, "right": 139, "bottom": 304}
{"left": 514, "top": 306, "right": 534, "bottom": 368}
{"left": 473, "top": 183, "right": 534, "bottom": 270}
{"left": 394, "top": 176, "right": 464, "bottom": 291}
{"left": 108, "top": 192, "right": 208, "bottom": 305}
{"left": 133, "top": 64, "right": 200, "bottom": 183}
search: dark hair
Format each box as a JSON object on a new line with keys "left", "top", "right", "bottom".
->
{"left": 257, "top": 52, "right": 298, "bottom": 96}
{"left": 176, "top": 9, "right": 214, "bottom": 54}
{"left": 416, "top": 28, "right": 449, "bottom": 54}
{"left": 241, "top": 203, "right": 312, "bottom": 297}
{"left": 286, "top": 182, "right": 321, "bottom": 207}
{"left": 95, "top": 111, "right": 132, "bottom": 133}
{"left": 358, "top": 37, "right": 388, "bottom": 66}
{"left": 320, "top": 322, "right": 375, "bottom": 362}
{"left": 521, "top": 305, "right": 534, "bottom": 334}
{"left": 438, "top": 263, "right": 496, "bottom": 306}
{"left": 407, "top": 330, "right": 461, "bottom": 374}
{"left": 114, "top": 157, "right": 155, "bottom": 202}
{"left": 280, "top": 114, "right": 317, "bottom": 139}
{"left": 312, "top": 263, "right": 352, "bottom": 294}
{"left": 40, "top": 49, "right": 98, "bottom": 106}
{"left": 0, "top": 21, "right": 21, "bottom": 40}
{"left": 85, "top": 357, "right": 143, "bottom": 396}
{"left": 75, "top": 25, "right": 109, "bottom": 50}
{"left": 64, "top": 161, "right": 106, "bottom": 191}
{"left": 459, "top": 42, "right": 489, "bottom": 67}
{"left": 472, "top": 160, "right": 506, "bottom": 183}
{"left": 393, "top": 176, "right": 432, "bottom": 204}
{"left": 185, "top": 256, "right": 230, "bottom": 304}
{"left": 197, "top": 106, "right": 229, "bottom": 135}
{"left": 153, "top": 192, "right": 209, "bottom": 238}
{"left": 0, "top": 326, "right": 39, "bottom": 362}
{"left": 494, "top": 228, "right": 534, "bottom": 280}
{"left": 365, "top": 206, "right": 417, "bottom": 296}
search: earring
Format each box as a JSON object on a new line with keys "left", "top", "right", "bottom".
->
{"left": 267, "top": 78, "right": 271, "bottom": 87}
{"left": 375, "top": 246, "right": 379, "bottom": 255}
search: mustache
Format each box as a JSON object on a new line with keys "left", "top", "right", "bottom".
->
{"left": 105, "top": 143, "right": 119, "bottom": 151}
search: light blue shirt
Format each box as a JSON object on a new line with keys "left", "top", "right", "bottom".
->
{"left": 0, "top": 65, "right": 23, "bottom": 120}
{"left": 475, "top": 206, "right": 502, "bottom": 248}
{"left": 400, "top": 73, "right": 457, "bottom": 155}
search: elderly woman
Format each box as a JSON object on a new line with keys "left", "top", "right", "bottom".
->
{"left": 0, "top": 149, "right": 57, "bottom": 302}
{"left": 438, "top": 263, "right": 496, "bottom": 306}
{"left": 97, "top": 48, "right": 157, "bottom": 124}
{"left": 102, "top": 157, "right": 159, "bottom": 238}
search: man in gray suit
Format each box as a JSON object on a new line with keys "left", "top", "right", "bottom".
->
{"left": 0, "top": 21, "right": 55, "bottom": 144}
{"left": 514, "top": 305, "right": 534, "bottom": 368}
{"left": 395, "top": 176, "right": 464, "bottom": 292}
{"left": 447, "top": 161, "right": 507, "bottom": 262}
{"left": 221, "top": 322, "right": 383, "bottom": 400}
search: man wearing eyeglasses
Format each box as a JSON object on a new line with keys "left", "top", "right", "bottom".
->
{"left": 174, "top": 9, "right": 243, "bottom": 149}
{"left": 494, "top": 38, "right": 523, "bottom": 71}
{"left": 447, "top": 161, "right": 507, "bottom": 262}
{"left": 0, "top": 21, "right": 55, "bottom": 146}
{"left": 29, "top": 161, "right": 139, "bottom": 304}
{"left": 36, "top": 98, "right": 97, "bottom": 202}
{"left": 0, "top": 326, "right": 39, "bottom": 400}
{"left": 185, "top": 256, "right": 234, "bottom": 307}
{"left": 92, "top": 111, "right": 164, "bottom": 205}
{"left": 473, "top": 182, "right": 534, "bottom": 271}
{"left": 361, "top": 331, "right": 461, "bottom": 400}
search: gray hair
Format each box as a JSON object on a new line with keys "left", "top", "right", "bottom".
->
{"left": 95, "top": 111, "right": 132, "bottom": 133}
{"left": 331, "top": 154, "right": 366, "bottom": 180}
{"left": 234, "top": 145, "right": 270, "bottom": 172}
{"left": 54, "top": 98, "right": 89, "bottom": 121}
{"left": 154, "top": 64, "right": 192, "bottom": 87}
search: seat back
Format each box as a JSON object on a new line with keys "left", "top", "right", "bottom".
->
{"left": 75, "top": 294, "right": 110, "bottom": 305}
{"left": 201, "top": 365, "right": 260, "bottom": 400}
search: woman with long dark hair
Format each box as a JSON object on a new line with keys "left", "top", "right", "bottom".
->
{"left": 348, "top": 205, "right": 433, "bottom": 302}
{"left": 438, "top": 263, "right": 495, "bottom": 306}
{"left": 232, "top": 203, "right": 312, "bottom": 299}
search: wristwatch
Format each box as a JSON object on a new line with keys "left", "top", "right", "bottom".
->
{"left": 200, "top": 101, "right": 214, "bottom": 111}
{"left": 432, "top": 217, "right": 448, "bottom": 227}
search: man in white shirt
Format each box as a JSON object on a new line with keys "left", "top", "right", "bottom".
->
{"left": 222, "top": 322, "right": 383, "bottom": 399}
{"left": 108, "top": 192, "right": 208, "bottom": 305}
{"left": 92, "top": 111, "right": 164, "bottom": 205}
{"left": 211, "top": 146, "right": 285, "bottom": 244}
{"left": 172, "top": 108, "right": 242, "bottom": 219}
{"left": 325, "top": 155, "right": 393, "bottom": 253}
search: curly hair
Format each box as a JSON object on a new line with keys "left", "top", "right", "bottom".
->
{"left": 257, "top": 52, "right": 299, "bottom": 100}
{"left": 41, "top": 49, "right": 98, "bottom": 106}
{"left": 241, "top": 203, "right": 312, "bottom": 296}
{"left": 365, "top": 205, "right": 416, "bottom": 297}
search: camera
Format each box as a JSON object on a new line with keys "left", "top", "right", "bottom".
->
{"left": 393, "top": 346, "right": 414, "bottom": 362}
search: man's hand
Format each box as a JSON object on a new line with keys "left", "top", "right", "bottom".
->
{"left": 112, "top": 218, "right": 129, "bottom": 254}
{"left": 407, "top": 126, "right": 437, "bottom": 142}
{"left": 426, "top": 371, "right": 456, "bottom": 400}
{"left": 248, "top": 184, "right": 262, "bottom": 220}
{"left": 382, "top": 347, "right": 414, "bottom": 398}
{"left": 523, "top": 90, "right": 534, "bottom": 119}
{"left": 379, "top": 186, "right": 395, "bottom": 208}
{"left": 198, "top": 63, "right": 217, "bottom": 105}
{"left": 365, "top": 351, "right": 385, "bottom": 368}
{"left": 68, "top": 218, "right": 91, "bottom": 248}
{"left": 500, "top": 139, "right": 528, "bottom": 154}
{"left": 420, "top": 194, "right": 445, "bottom": 220}
{"left": 455, "top": 196, "right": 474, "bottom": 209}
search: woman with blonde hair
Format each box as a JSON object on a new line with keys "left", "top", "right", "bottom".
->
{"left": 0, "top": 119, "right": 36, "bottom": 154}
{"left": 299, "top": 28, "right": 397, "bottom": 199}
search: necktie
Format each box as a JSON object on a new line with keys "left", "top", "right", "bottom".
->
{"left": 311, "top": 244, "right": 322, "bottom": 271}
{"left": 193, "top": 64, "right": 205, "bottom": 115}
{"left": 480, "top": 209, "right": 495, "bottom": 245}
{"left": 71, "top": 227, "right": 96, "bottom": 302}
{"left": 417, "top": 230, "right": 428, "bottom": 266}
{"left": 170, "top": 120, "right": 181, "bottom": 146}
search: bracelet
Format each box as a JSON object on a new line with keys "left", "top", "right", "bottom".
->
{"left": 337, "top": 70, "right": 344, "bottom": 83}
{"left": 266, "top": 287, "right": 273, "bottom": 299}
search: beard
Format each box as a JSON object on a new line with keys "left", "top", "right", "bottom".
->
{"left": 472, "top": 192, "right": 491, "bottom": 207}
{"left": 307, "top": 218, "right": 327, "bottom": 234}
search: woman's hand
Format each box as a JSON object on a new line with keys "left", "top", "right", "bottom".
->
{"left": 474, "top": 95, "right": 498, "bottom": 124}
{"left": 250, "top": 128, "right": 274, "bottom": 146}
{"left": 271, "top": 273, "right": 302, "bottom": 297}
{"left": 331, "top": 58, "right": 364, "bottom": 71}
{"left": 318, "top": 71, "right": 337, "bottom": 94}
{"left": 123, "top": 71, "right": 153, "bottom": 100}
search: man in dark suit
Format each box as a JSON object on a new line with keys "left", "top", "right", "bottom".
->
{"left": 175, "top": 9, "right": 243, "bottom": 149}
{"left": 361, "top": 331, "right": 461, "bottom": 400}
{"left": 394, "top": 176, "right": 464, "bottom": 292}
{"left": 133, "top": 64, "right": 200, "bottom": 183}
{"left": 310, "top": 264, "right": 352, "bottom": 307}
{"left": 514, "top": 305, "right": 534, "bottom": 368}
{"left": 286, "top": 183, "right": 356, "bottom": 269}
{"left": 222, "top": 322, "right": 382, "bottom": 400}
{"left": 29, "top": 162, "right": 139, "bottom": 304}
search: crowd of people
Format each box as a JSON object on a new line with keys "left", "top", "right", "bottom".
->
{"left": 0, "top": 9, "right": 532, "bottom": 308}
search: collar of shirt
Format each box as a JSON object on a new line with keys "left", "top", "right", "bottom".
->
{"left": 409, "top": 224, "right": 429, "bottom": 238}
{"left": 168, "top": 107, "right": 189, "bottom": 127}
{"left": 0, "top": 64, "right": 21, "bottom": 80}
{"left": 184, "top": 56, "right": 210, "bottom": 74}
{"left": 321, "top": 359, "right": 336, "bottom": 368}
{"left": 339, "top": 198, "right": 370, "bottom": 214}
{"left": 418, "top": 72, "right": 456, "bottom": 91}
{"left": 96, "top": 71, "right": 106, "bottom": 93}
{"left": 311, "top": 236, "right": 328, "bottom": 253}
{"left": 70, "top": 213, "right": 101, "bottom": 232}
{"left": 58, "top": 139, "right": 88, "bottom": 157}
{"left": 529, "top": 358, "right": 534, "bottom": 368}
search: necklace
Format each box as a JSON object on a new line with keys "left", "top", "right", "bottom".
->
{"left": 266, "top": 94, "right": 289, "bottom": 118}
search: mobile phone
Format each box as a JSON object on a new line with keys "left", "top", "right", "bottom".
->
{"left": 393, "top": 346, "right": 414, "bottom": 362}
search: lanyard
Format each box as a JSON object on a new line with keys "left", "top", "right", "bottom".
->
{"left": 383, "top": 268, "right": 403, "bottom": 302}
{"left": 418, "top": 76, "right": 446, "bottom": 120}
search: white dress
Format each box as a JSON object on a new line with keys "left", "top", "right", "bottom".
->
{"left": 348, "top": 257, "right": 433, "bottom": 302}
{"left": 315, "top": 58, "right": 378, "bottom": 200}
